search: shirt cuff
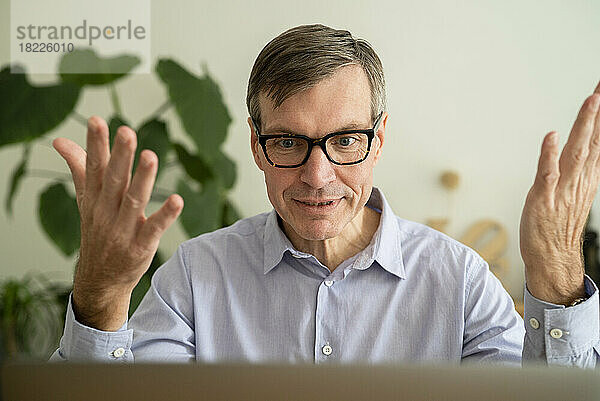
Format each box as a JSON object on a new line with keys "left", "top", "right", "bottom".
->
{"left": 524, "top": 275, "right": 599, "bottom": 362}
{"left": 58, "top": 293, "right": 134, "bottom": 362}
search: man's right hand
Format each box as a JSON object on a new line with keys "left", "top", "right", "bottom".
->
{"left": 52, "top": 116, "right": 184, "bottom": 331}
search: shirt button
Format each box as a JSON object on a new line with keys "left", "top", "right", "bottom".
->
{"left": 529, "top": 318, "right": 540, "bottom": 330}
{"left": 112, "top": 347, "right": 126, "bottom": 358}
{"left": 550, "top": 328, "right": 563, "bottom": 339}
{"left": 324, "top": 280, "right": 333, "bottom": 287}
{"left": 322, "top": 344, "right": 333, "bottom": 356}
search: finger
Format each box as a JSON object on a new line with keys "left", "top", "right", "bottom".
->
{"left": 52, "top": 137, "right": 87, "bottom": 205}
{"left": 98, "top": 126, "right": 137, "bottom": 213}
{"left": 85, "top": 116, "right": 110, "bottom": 200}
{"left": 532, "top": 131, "right": 560, "bottom": 199}
{"left": 557, "top": 94, "right": 600, "bottom": 192}
{"left": 580, "top": 80, "right": 600, "bottom": 178}
{"left": 590, "top": 94, "right": 600, "bottom": 170}
{"left": 136, "top": 195, "right": 184, "bottom": 251}
{"left": 116, "top": 150, "right": 158, "bottom": 239}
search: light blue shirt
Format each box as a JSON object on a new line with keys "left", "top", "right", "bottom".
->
{"left": 51, "top": 188, "right": 600, "bottom": 366}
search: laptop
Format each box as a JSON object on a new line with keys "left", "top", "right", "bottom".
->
{"left": 2, "top": 362, "right": 600, "bottom": 401}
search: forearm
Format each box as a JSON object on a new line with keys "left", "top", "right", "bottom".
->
{"left": 72, "top": 281, "right": 133, "bottom": 331}
{"left": 524, "top": 252, "right": 586, "bottom": 306}
{"left": 50, "top": 244, "right": 196, "bottom": 363}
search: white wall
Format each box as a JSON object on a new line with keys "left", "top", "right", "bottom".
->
{"left": 1, "top": 0, "right": 599, "bottom": 299}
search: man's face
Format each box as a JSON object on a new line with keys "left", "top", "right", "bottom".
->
{"left": 249, "top": 65, "right": 387, "bottom": 241}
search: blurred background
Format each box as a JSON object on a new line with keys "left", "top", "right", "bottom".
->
{"left": 0, "top": 0, "right": 599, "bottom": 358}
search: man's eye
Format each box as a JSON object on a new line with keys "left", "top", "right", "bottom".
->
{"left": 279, "top": 139, "right": 296, "bottom": 149}
{"left": 337, "top": 136, "right": 356, "bottom": 146}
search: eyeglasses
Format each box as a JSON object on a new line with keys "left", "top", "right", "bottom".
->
{"left": 252, "top": 112, "right": 383, "bottom": 168}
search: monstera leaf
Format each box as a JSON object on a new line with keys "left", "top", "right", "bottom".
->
{"left": 0, "top": 66, "right": 80, "bottom": 148}
{"left": 173, "top": 142, "right": 214, "bottom": 184}
{"left": 132, "top": 118, "right": 171, "bottom": 178}
{"left": 222, "top": 199, "right": 241, "bottom": 227}
{"left": 156, "top": 60, "right": 232, "bottom": 162}
{"left": 5, "top": 144, "right": 31, "bottom": 216}
{"left": 107, "top": 115, "right": 130, "bottom": 148}
{"left": 0, "top": 54, "right": 240, "bottom": 320}
{"left": 173, "top": 143, "right": 235, "bottom": 189}
{"left": 38, "top": 183, "right": 80, "bottom": 256}
{"left": 212, "top": 150, "right": 236, "bottom": 190}
{"left": 129, "top": 250, "right": 163, "bottom": 317}
{"left": 177, "top": 179, "right": 222, "bottom": 238}
{"left": 108, "top": 117, "right": 170, "bottom": 178}
{"left": 59, "top": 49, "right": 140, "bottom": 86}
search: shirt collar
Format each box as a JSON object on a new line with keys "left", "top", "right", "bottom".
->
{"left": 263, "top": 187, "right": 406, "bottom": 279}
{"left": 365, "top": 188, "right": 405, "bottom": 279}
{"left": 263, "top": 210, "right": 299, "bottom": 274}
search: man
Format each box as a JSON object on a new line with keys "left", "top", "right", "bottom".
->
{"left": 50, "top": 25, "right": 599, "bottom": 365}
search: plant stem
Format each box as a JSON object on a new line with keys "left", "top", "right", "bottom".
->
{"left": 5, "top": 320, "right": 19, "bottom": 358}
{"left": 149, "top": 100, "right": 172, "bottom": 120}
{"left": 149, "top": 186, "right": 177, "bottom": 203}
{"left": 109, "top": 84, "right": 123, "bottom": 116}
{"left": 149, "top": 193, "right": 169, "bottom": 203}
{"left": 27, "top": 169, "right": 72, "bottom": 182}
{"left": 70, "top": 111, "right": 88, "bottom": 128}
{"left": 162, "top": 157, "right": 179, "bottom": 169}
{"left": 155, "top": 185, "right": 174, "bottom": 194}
{"left": 36, "top": 138, "right": 56, "bottom": 150}
{"left": 29, "top": 169, "right": 176, "bottom": 202}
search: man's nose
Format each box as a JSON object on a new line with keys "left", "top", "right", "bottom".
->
{"left": 299, "top": 145, "right": 336, "bottom": 189}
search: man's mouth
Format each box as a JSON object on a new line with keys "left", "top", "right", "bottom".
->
{"left": 297, "top": 200, "right": 335, "bottom": 206}
{"left": 292, "top": 198, "right": 342, "bottom": 210}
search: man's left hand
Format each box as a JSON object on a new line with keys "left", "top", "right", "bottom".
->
{"left": 520, "top": 81, "right": 600, "bottom": 305}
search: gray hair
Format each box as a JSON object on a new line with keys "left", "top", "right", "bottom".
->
{"left": 246, "top": 24, "right": 387, "bottom": 129}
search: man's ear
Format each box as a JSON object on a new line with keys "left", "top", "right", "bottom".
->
{"left": 372, "top": 112, "right": 387, "bottom": 165}
{"left": 248, "top": 117, "right": 265, "bottom": 171}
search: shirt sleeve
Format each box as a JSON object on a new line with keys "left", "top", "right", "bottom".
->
{"left": 48, "top": 293, "right": 133, "bottom": 362}
{"left": 522, "top": 275, "right": 600, "bottom": 368}
{"left": 461, "top": 258, "right": 525, "bottom": 366}
{"left": 49, "top": 244, "right": 196, "bottom": 363}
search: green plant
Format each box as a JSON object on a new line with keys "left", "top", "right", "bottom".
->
{"left": 0, "top": 274, "right": 71, "bottom": 360}
{"left": 0, "top": 49, "right": 240, "bottom": 356}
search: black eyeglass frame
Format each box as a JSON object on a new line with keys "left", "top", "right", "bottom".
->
{"left": 252, "top": 111, "right": 384, "bottom": 168}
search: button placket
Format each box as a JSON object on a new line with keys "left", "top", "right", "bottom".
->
{"left": 529, "top": 318, "right": 540, "bottom": 330}
{"left": 112, "top": 347, "right": 126, "bottom": 358}
{"left": 315, "top": 275, "right": 335, "bottom": 363}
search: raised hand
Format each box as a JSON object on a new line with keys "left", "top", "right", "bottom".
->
{"left": 53, "top": 116, "right": 183, "bottom": 330}
{"left": 520, "top": 82, "right": 600, "bottom": 305}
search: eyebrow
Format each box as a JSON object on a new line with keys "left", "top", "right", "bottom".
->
{"left": 262, "top": 121, "right": 370, "bottom": 135}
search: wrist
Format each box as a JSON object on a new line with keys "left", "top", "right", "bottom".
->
{"left": 524, "top": 256, "right": 587, "bottom": 305}
{"left": 72, "top": 285, "right": 132, "bottom": 331}
{"left": 526, "top": 275, "right": 586, "bottom": 305}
